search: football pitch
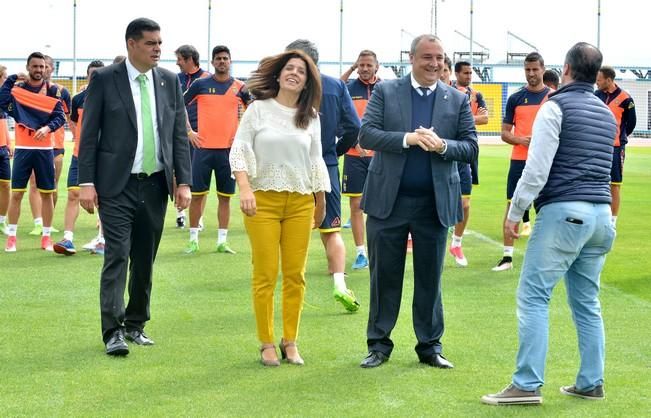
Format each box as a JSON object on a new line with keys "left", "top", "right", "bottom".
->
{"left": 2, "top": 144, "right": 649, "bottom": 416}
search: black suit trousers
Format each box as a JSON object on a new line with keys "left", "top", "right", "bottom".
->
{"left": 366, "top": 194, "right": 448, "bottom": 358}
{"left": 98, "top": 172, "right": 168, "bottom": 342}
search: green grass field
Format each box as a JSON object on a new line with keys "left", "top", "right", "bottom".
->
{"left": 2, "top": 144, "right": 650, "bottom": 417}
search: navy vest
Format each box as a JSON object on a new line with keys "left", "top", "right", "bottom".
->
{"left": 534, "top": 82, "right": 616, "bottom": 211}
{"left": 399, "top": 88, "right": 436, "bottom": 196}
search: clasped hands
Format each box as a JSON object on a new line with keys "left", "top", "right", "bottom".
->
{"left": 406, "top": 127, "right": 445, "bottom": 153}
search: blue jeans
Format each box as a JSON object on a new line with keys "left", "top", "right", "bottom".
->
{"left": 512, "top": 201, "right": 616, "bottom": 392}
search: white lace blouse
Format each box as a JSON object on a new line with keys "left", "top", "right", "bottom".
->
{"left": 230, "top": 98, "right": 331, "bottom": 194}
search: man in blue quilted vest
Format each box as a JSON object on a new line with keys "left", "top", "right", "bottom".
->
{"left": 482, "top": 42, "right": 617, "bottom": 406}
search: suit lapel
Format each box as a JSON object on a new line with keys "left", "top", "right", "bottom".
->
{"left": 431, "top": 80, "right": 449, "bottom": 133}
{"left": 152, "top": 68, "right": 166, "bottom": 134}
{"left": 114, "top": 62, "right": 137, "bottom": 130}
{"left": 398, "top": 76, "right": 412, "bottom": 131}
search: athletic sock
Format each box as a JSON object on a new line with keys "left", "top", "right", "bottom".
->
{"left": 34, "top": 217, "right": 43, "bottom": 227}
{"left": 189, "top": 228, "right": 199, "bottom": 242}
{"left": 333, "top": 272, "right": 347, "bottom": 293}
{"left": 64, "top": 230, "right": 74, "bottom": 241}
{"left": 42, "top": 227, "right": 51, "bottom": 237}
{"left": 217, "top": 228, "right": 228, "bottom": 244}
{"left": 7, "top": 224, "right": 17, "bottom": 236}
{"left": 503, "top": 246, "right": 514, "bottom": 257}
{"left": 356, "top": 245, "right": 366, "bottom": 256}
{"left": 451, "top": 234, "right": 463, "bottom": 248}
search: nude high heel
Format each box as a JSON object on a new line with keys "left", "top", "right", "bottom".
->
{"left": 279, "top": 339, "right": 304, "bottom": 366}
{"left": 260, "top": 344, "right": 280, "bottom": 367}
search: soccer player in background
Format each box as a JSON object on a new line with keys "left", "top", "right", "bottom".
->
{"left": 543, "top": 69, "right": 559, "bottom": 90}
{"left": 595, "top": 66, "right": 636, "bottom": 227}
{"left": 26, "top": 56, "right": 71, "bottom": 236}
{"left": 286, "top": 39, "right": 361, "bottom": 312}
{"left": 0, "top": 65, "right": 12, "bottom": 234}
{"left": 53, "top": 60, "right": 106, "bottom": 256}
{"left": 339, "top": 50, "right": 382, "bottom": 270}
{"left": 183, "top": 45, "right": 250, "bottom": 254}
{"left": 175, "top": 44, "right": 211, "bottom": 229}
{"left": 493, "top": 52, "right": 550, "bottom": 271}
{"left": 0, "top": 52, "right": 66, "bottom": 252}
{"left": 448, "top": 61, "right": 488, "bottom": 267}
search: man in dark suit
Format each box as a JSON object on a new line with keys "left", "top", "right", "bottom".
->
{"left": 78, "top": 17, "right": 192, "bottom": 356}
{"left": 358, "top": 34, "right": 478, "bottom": 368}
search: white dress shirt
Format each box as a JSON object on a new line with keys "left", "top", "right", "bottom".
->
{"left": 125, "top": 58, "right": 163, "bottom": 174}
{"left": 410, "top": 73, "right": 437, "bottom": 96}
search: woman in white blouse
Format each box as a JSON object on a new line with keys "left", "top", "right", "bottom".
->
{"left": 230, "top": 50, "right": 330, "bottom": 367}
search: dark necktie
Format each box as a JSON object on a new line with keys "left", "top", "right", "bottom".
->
{"left": 419, "top": 86, "right": 431, "bottom": 96}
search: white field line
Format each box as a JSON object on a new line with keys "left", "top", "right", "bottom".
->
{"left": 464, "top": 228, "right": 650, "bottom": 307}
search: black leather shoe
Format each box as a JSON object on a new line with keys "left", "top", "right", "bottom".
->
{"left": 125, "top": 329, "right": 155, "bottom": 346}
{"left": 360, "top": 351, "right": 389, "bottom": 368}
{"left": 419, "top": 353, "right": 454, "bottom": 369}
{"left": 105, "top": 330, "right": 129, "bottom": 356}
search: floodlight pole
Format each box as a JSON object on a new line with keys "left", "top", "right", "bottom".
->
{"left": 72, "top": 0, "right": 77, "bottom": 93}
{"left": 469, "top": 0, "right": 474, "bottom": 70}
{"left": 339, "top": 0, "right": 344, "bottom": 75}
{"left": 207, "top": 0, "right": 212, "bottom": 69}
{"left": 597, "top": 0, "right": 601, "bottom": 49}
{"left": 431, "top": 0, "right": 444, "bottom": 36}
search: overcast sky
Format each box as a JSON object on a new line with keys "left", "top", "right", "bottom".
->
{"left": 2, "top": 0, "right": 646, "bottom": 73}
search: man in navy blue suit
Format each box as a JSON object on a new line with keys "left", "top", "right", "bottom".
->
{"left": 358, "top": 34, "right": 478, "bottom": 369}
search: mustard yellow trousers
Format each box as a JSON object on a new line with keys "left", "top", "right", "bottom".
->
{"left": 243, "top": 190, "right": 314, "bottom": 343}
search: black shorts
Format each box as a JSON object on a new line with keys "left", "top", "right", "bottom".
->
{"left": 470, "top": 157, "right": 479, "bottom": 185}
{"left": 0, "top": 146, "right": 10, "bottom": 182}
{"left": 611, "top": 146, "right": 624, "bottom": 184}
{"left": 319, "top": 165, "right": 342, "bottom": 232}
{"left": 190, "top": 148, "right": 235, "bottom": 196}
{"left": 458, "top": 162, "right": 472, "bottom": 197}
{"left": 342, "top": 154, "right": 371, "bottom": 196}
{"left": 53, "top": 148, "right": 65, "bottom": 157}
{"left": 67, "top": 156, "right": 79, "bottom": 189}
{"left": 506, "top": 160, "right": 526, "bottom": 200}
{"left": 11, "top": 149, "right": 55, "bottom": 192}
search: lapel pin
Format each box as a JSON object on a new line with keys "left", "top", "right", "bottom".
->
{"left": 444, "top": 94, "right": 448, "bottom": 100}
{"left": 161, "top": 81, "right": 165, "bottom": 86}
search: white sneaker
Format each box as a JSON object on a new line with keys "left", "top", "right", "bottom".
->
{"left": 449, "top": 246, "right": 468, "bottom": 267}
{"left": 83, "top": 237, "right": 100, "bottom": 251}
{"left": 491, "top": 257, "right": 513, "bottom": 272}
